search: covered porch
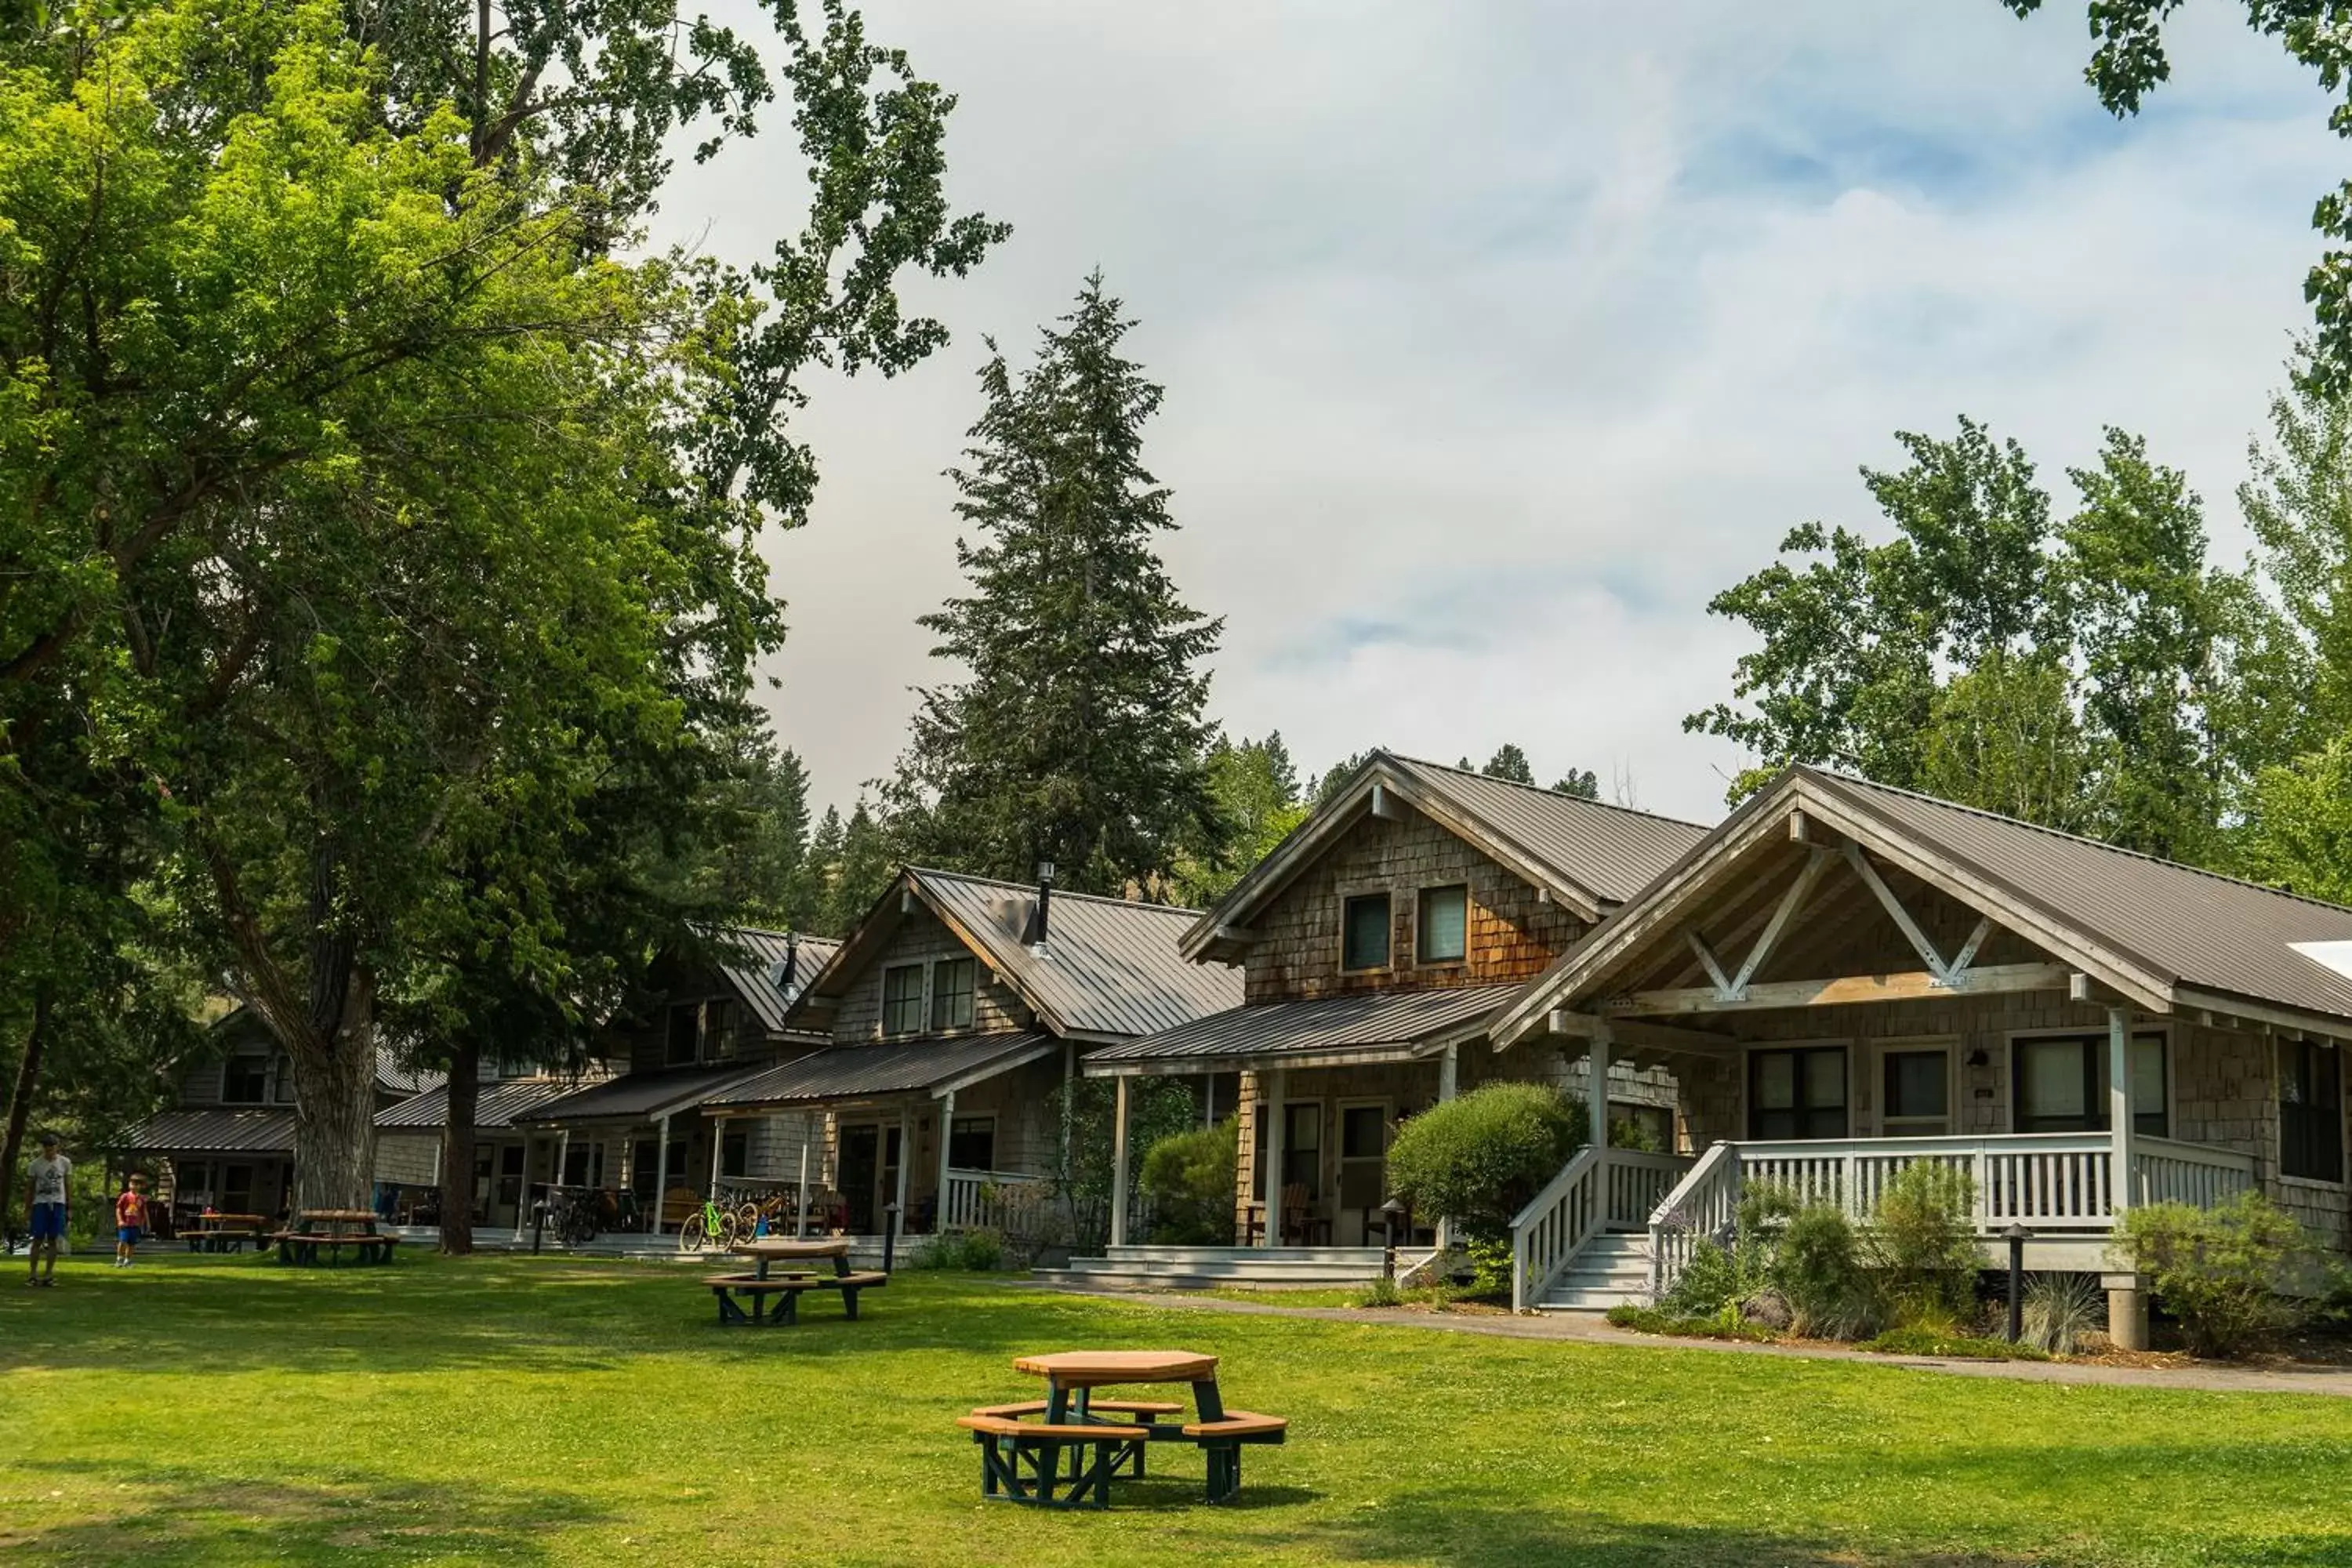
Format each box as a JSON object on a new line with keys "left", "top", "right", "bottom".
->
{"left": 513, "top": 1060, "right": 778, "bottom": 1237}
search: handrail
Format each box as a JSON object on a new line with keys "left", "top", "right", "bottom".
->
{"left": 1508, "top": 1145, "right": 1600, "bottom": 1314}
{"left": 1646, "top": 1142, "right": 1740, "bottom": 1302}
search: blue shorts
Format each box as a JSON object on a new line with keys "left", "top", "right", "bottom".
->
{"left": 28, "top": 1203, "right": 65, "bottom": 1240}
{"left": 118, "top": 1226, "right": 141, "bottom": 1246}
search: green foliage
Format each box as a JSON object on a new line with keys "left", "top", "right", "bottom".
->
{"left": 1171, "top": 734, "right": 1310, "bottom": 905}
{"left": 889, "top": 273, "right": 1222, "bottom": 896}
{"left": 1552, "top": 768, "right": 1601, "bottom": 799}
{"left": 2115, "top": 1193, "right": 2318, "bottom": 1358}
{"left": 1860, "top": 1325, "right": 2049, "bottom": 1361}
{"left": 915, "top": 1227, "right": 1006, "bottom": 1272}
{"left": 1352, "top": 1274, "right": 1405, "bottom": 1308}
{"left": 1604, "top": 1303, "right": 1780, "bottom": 1341}
{"left": 1138, "top": 1118, "right": 1237, "bottom": 1246}
{"left": 1775, "top": 1203, "right": 1882, "bottom": 1341}
{"left": 1864, "top": 1161, "right": 1982, "bottom": 1328}
{"left": 1047, "top": 1075, "right": 1198, "bottom": 1254}
{"left": 1382, "top": 1083, "right": 1588, "bottom": 1243}
{"left": 2022, "top": 1272, "right": 2105, "bottom": 1357}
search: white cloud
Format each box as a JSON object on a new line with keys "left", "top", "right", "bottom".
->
{"left": 648, "top": 0, "right": 2341, "bottom": 823}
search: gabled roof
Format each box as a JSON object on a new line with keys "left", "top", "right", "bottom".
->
{"left": 695, "top": 924, "right": 840, "bottom": 1036}
{"left": 376, "top": 1076, "right": 585, "bottom": 1133}
{"left": 1083, "top": 984, "right": 1519, "bottom": 1076}
{"left": 1494, "top": 766, "right": 2352, "bottom": 1044}
{"left": 706, "top": 1033, "right": 1058, "bottom": 1110}
{"left": 1183, "top": 751, "right": 1711, "bottom": 960}
{"left": 798, "top": 867, "right": 1242, "bottom": 1041}
{"left": 118, "top": 1107, "right": 296, "bottom": 1155}
{"left": 376, "top": 1048, "right": 444, "bottom": 1098}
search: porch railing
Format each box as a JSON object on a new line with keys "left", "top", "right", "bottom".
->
{"left": 1508, "top": 1147, "right": 1693, "bottom": 1313}
{"left": 1643, "top": 1132, "right": 2259, "bottom": 1301}
{"left": 942, "top": 1168, "right": 1053, "bottom": 1233}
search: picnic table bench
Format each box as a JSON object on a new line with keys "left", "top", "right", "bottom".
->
{"left": 183, "top": 1214, "right": 267, "bottom": 1254}
{"left": 957, "top": 1351, "right": 1288, "bottom": 1508}
{"left": 272, "top": 1210, "right": 397, "bottom": 1268}
{"left": 702, "top": 1237, "right": 887, "bottom": 1327}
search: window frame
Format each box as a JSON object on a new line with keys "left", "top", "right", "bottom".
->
{"left": 1280, "top": 1101, "right": 1323, "bottom": 1198}
{"left": 2006, "top": 1026, "right": 2170, "bottom": 1138}
{"left": 880, "top": 963, "right": 927, "bottom": 1036}
{"left": 947, "top": 1116, "right": 996, "bottom": 1172}
{"left": 1415, "top": 884, "right": 1470, "bottom": 967}
{"left": 1744, "top": 1042, "right": 1851, "bottom": 1142}
{"left": 720, "top": 1127, "right": 750, "bottom": 1180}
{"left": 1340, "top": 891, "right": 1393, "bottom": 974}
{"left": 663, "top": 1003, "right": 701, "bottom": 1067}
{"left": 1871, "top": 1036, "right": 1958, "bottom": 1138}
{"left": 221, "top": 1054, "right": 271, "bottom": 1105}
{"left": 931, "top": 956, "right": 978, "bottom": 1033}
{"left": 2280, "top": 1038, "right": 2345, "bottom": 1184}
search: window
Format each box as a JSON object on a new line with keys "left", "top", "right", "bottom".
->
{"left": 881, "top": 964, "right": 925, "bottom": 1035}
{"left": 1282, "top": 1103, "right": 1322, "bottom": 1197}
{"left": 630, "top": 1139, "right": 660, "bottom": 1197}
{"left": 705, "top": 999, "right": 739, "bottom": 1058}
{"left": 563, "top": 1142, "right": 603, "bottom": 1188}
{"left": 1340, "top": 1105, "right": 1388, "bottom": 1161}
{"left": 222, "top": 1055, "right": 270, "bottom": 1105}
{"left": 2012, "top": 1032, "right": 2169, "bottom": 1138}
{"left": 947, "top": 1116, "right": 996, "bottom": 1171}
{"left": 931, "top": 958, "right": 977, "bottom": 1031}
{"left": 2281, "top": 1040, "right": 2344, "bottom": 1182}
{"left": 663, "top": 1004, "right": 699, "bottom": 1066}
{"left": 1748, "top": 1046, "right": 1848, "bottom": 1140}
{"left": 1417, "top": 885, "right": 1468, "bottom": 964}
{"left": 1341, "top": 893, "right": 1392, "bottom": 972}
{"left": 271, "top": 1055, "right": 296, "bottom": 1104}
{"left": 720, "top": 1129, "right": 749, "bottom": 1179}
{"left": 1881, "top": 1047, "right": 1951, "bottom": 1136}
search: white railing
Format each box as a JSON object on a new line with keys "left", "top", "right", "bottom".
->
{"left": 1644, "top": 1132, "right": 2259, "bottom": 1300}
{"left": 1508, "top": 1147, "right": 1694, "bottom": 1312}
{"left": 942, "top": 1168, "right": 1052, "bottom": 1233}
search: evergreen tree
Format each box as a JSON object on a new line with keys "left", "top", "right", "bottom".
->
{"left": 1479, "top": 745, "right": 1537, "bottom": 786}
{"left": 894, "top": 274, "right": 1222, "bottom": 895}
{"left": 1171, "top": 732, "right": 1310, "bottom": 905}
{"left": 1552, "top": 768, "right": 1601, "bottom": 800}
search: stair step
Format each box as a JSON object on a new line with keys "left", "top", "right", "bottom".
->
{"left": 1537, "top": 1284, "right": 1645, "bottom": 1311}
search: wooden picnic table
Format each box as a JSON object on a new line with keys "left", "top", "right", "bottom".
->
{"left": 183, "top": 1212, "right": 267, "bottom": 1254}
{"left": 705, "top": 1236, "right": 882, "bottom": 1327}
{"left": 728, "top": 1236, "right": 851, "bottom": 1281}
{"left": 964, "top": 1351, "right": 1286, "bottom": 1507}
{"left": 274, "top": 1209, "right": 396, "bottom": 1268}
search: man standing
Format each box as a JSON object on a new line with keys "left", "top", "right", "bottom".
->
{"left": 25, "top": 1132, "right": 69, "bottom": 1287}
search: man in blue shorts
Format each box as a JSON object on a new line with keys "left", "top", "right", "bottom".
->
{"left": 25, "top": 1132, "right": 68, "bottom": 1287}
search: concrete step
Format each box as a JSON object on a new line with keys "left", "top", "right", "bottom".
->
{"left": 1539, "top": 1282, "right": 1646, "bottom": 1311}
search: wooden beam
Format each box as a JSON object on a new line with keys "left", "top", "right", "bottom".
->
{"left": 1947, "top": 916, "right": 1993, "bottom": 981}
{"left": 1369, "top": 782, "right": 1404, "bottom": 821}
{"left": 1542, "top": 1009, "right": 1737, "bottom": 1054}
{"left": 1205, "top": 923, "right": 1257, "bottom": 949}
{"left": 1730, "top": 848, "right": 1831, "bottom": 997}
{"left": 1606, "top": 962, "right": 2070, "bottom": 1017}
{"left": 1685, "top": 929, "right": 1736, "bottom": 999}
{"left": 1842, "top": 841, "right": 1951, "bottom": 979}
{"left": 1788, "top": 809, "right": 1812, "bottom": 844}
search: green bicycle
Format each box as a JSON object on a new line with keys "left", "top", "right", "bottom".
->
{"left": 677, "top": 1196, "right": 742, "bottom": 1254}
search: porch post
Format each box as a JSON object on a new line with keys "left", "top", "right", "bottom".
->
{"left": 1109, "top": 1076, "right": 1131, "bottom": 1248}
{"left": 2107, "top": 1006, "right": 2150, "bottom": 1352}
{"left": 650, "top": 1115, "right": 670, "bottom": 1236}
{"left": 1589, "top": 1022, "right": 1612, "bottom": 1152}
{"left": 934, "top": 1089, "right": 955, "bottom": 1235}
{"left": 1261, "top": 1068, "right": 1287, "bottom": 1249}
{"left": 793, "top": 1114, "right": 811, "bottom": 1238}
{"left": 513, "top": 1134, "right": 535, "bottom": 1240}
{"left": 1437, "top": 1045, "right": 1460, "bottom": 1253}
{"left": 895, "top": 1101, "right": 914, "bottom": 1235}
{"left": 707, "top": 1116, "right": 724, "bottom": 1197}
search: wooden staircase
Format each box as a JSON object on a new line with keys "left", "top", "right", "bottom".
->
{"left": 1532, "top": 1230, "right": 1651, "bottom": 1312}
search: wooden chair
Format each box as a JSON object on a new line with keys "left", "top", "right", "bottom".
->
{"left": 1279, "top": 1183, "right": 1327, "bottom": 1247}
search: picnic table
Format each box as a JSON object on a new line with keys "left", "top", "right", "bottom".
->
{"left": 183, "top": 1213, "right": 267, "bottom": 1254}
{"left": 956, "top": 1350, "right": 1288, "bottom": 1508}
{"left": 701, "top": 1236, "right": 887, "bottom": 1327}
{"left": 272, "top": 1209, "right": 397, "bottom": 1268}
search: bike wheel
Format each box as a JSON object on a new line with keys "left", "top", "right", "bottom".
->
{"left": 678, "top": 1212, "right": 708, "bottom": 1254}
{"left": 717, "top": 1210, "right": 743, "bottom": 1249}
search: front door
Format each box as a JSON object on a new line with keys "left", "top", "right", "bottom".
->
{"left": 1336, "top": 1102, "right": 1389, "bottom": 1246}
{"left": 839, "top": 1124, "right": 880, "bottom": 1233}
{"left": 222, "top": 1163, "right": 255, "bottom": 1215}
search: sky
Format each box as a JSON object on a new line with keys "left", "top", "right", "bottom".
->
{"left": 647, "top": 1, "right": 2341, "bottom": 828}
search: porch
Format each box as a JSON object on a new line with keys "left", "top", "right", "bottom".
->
{"left": 1508, "top": 1129, "right": 2259, "bottom": 1312}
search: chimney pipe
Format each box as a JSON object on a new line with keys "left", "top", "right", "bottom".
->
{"left": 1033, "top": 861, "right": 1056, "bottom": 948}
{"left": 780, "top": 934, "right": 799, "bottom": 1000}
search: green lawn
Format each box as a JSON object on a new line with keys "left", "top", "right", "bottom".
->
{"left": 4, "top": 1253, "right": 2350, "bottom": 1566}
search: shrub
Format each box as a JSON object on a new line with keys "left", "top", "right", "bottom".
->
{"left": 1774, "top": 1202, "right": 1882, "bottom": 1340}
{"left": 1605, "top": 1303, "right": 1777, "bottom": 1341}
{"left": 1861, "top": 1325, "right": 2049, "bottom": 1361}
{"left": 1139, "top": 1118, "right": 1238, "bottom": 1245}
{"left": 1352, "top": 1275, "right": 1404, "bottom": 1308}
{"left": 1865, "top": 1160, "right": 1981, "bottom": 1327}
{"left": 1384, "top": 1082, "right": 1588, "bottom": 1242}
{"left": 914, "top": 1227, "right": 1005, "bottom": 1271}
{"left": 2021, "top": 1272, "right": 2103, "bottom": 1356}
{"left": 2115, "top": 1193, "right": 2315, "bottom": 1357}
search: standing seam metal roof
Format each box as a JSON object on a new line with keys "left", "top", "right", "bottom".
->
{"left": 375, "top": 1077, "right": 586, "bottom": 1132}
{"left": 1384, "top": 756, "right": 1714, "bottom": 905}
{"left": 705, "top": 1032, "right": 1056, "bottom": 1109}
{"left": 697, "top": 925, "right": 840, "bottom": 1036}
{"left": 514, "top": 1061, "right": 768, "bottom": 1124}
{"left": 1086, "top": 984, "right": 1519, "bottom": 1066}
{"left": 913, "top": 869, "right": 1243, "bottom": 1036}
{"left": 118, "top": 1108, "right": 298, "bottom": 1154}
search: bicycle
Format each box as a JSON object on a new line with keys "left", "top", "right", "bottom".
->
{"left": 543, "top": 1186, "right": 598, "bottom": 1247}
{"left": 677, "top": 1196, "right": 742, "bottom": 1254}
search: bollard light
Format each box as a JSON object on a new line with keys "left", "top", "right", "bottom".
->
{"left": 882, "top": 1201, "right": 902, "bottom": 1276}
{"left": 2004, "top": 1222, "right": 2031, "bottom": 1344}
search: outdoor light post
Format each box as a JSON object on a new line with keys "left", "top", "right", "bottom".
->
{"left": 1381, "top": 1196, "right": 1406, "bottom": 1282}
{"left": 2004, "top": 1222, "right": 2031, "bottom": 1343}
{"left": 883, "top": 1201, "right": 901, "bottom": 1275}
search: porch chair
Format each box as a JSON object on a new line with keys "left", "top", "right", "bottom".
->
{"left": 1279, "top": 1183, "right": 1327, "bottom": 1247}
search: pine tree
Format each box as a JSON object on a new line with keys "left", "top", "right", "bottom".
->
{"left": 895, "top": 274, "right": 1222, "bottom": 895}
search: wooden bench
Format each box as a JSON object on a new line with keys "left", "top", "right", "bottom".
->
{"left": 1181, "top": 1411, "right": 1288, "bottom": 1504}
{"left": 701, "top": 1269, "right": 887, "bottom": 1327}
{"left": 271, "top": 1231, "right": 398, "bottom": 1267}
{"left": 956, "top": 1414, "right": 1149, "bottom": 1509}
{"left": 184, "top": 1228, "right": 263, "bottom": 1255}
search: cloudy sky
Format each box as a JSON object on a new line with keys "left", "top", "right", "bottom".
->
{"left": 649, "top": 1, "right": 2338, "bottom": 827}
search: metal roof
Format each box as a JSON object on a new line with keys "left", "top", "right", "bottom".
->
{"left": 1084, "top": 983, "right": 1519, "bottom": 1069}
{"left": 118, "top": 1108, "right": 296, "bottom": 1154}
{"left": 375, "top": 1077, "right": 584, "bottom": 1132}
{"left": 1807, "top": 769, "right": 2352, "bottom": 1022}
{"left": 699, "top": 925, "right": 841, "bottom": 1036}
{"left": 375, "top": 1048, "right": 445, "bottom": 1098}
{"left": 1383, "top": 756, "right": 1714, "bottom": 905}
{"left": 706, "top": 1033, "right": 1058, "bottom": 1109}
{"left": 515, "top": 1061, "right": 768, "bottom": 1126}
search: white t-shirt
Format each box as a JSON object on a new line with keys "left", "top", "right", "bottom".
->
{"left": 29, "top": 1152, "right": 69, "bottom": 1206}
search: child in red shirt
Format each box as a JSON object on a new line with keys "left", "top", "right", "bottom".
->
{"left": 114, "top": 1177, "right": 149, "bottom": 1269}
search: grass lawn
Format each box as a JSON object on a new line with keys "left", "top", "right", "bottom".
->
{"left": 5, "top": 1253, "right": 2351, "bottom": 1566}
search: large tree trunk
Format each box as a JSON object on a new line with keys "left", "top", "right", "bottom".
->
{"left": 0, "top": 986, "right": 51, "bottom": 1239}
{"left": 439, "top": 1039, "right": 479, "bottom": 1256}
{"left": 286, "top": 960, "right": 379, "bottom": 1214}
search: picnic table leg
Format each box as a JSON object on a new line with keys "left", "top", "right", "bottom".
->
{"left": 840, "top": 1285, "right": 860, "bottom": 1320}
{"left": 1204, "top": 1444, "right": 1241, "bottom": 1504}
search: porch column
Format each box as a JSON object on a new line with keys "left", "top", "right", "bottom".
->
{"left": 1439, "top": 1042, "right": 1458, "bottom": 1104}
{"left": 2105, "top": 1007, "right": 2151, "bottom": 1349}
{"left": 513, "top": 1134, "right": 535, "bottom": 1239}
{"left": 555, "top": 1128, "right": 572, "bottom": 1188}
{"left": 650, "top": 1116, "right": 671, "bottom": 1236}
{"left": 895, "top": 1101, "right": 915, "bottom": 1235}
{"left": 935, "top": 1089, "right": 956, "bottom": 1236}
{"left": 793, "top": 1114, "right": 811, "bottom": 1238}
{"left": 1261, "top": 1068, "right": 1287, "bottom": 1249}
{"left": 707, "top": 1116, "right": 724, "bottom": 1196}
{"left": 1589, "top": 1022, "right": 1612, "bottom": 1152}
{"left": 1109, "top": 1076, "right": 1132, "bottom": 1248}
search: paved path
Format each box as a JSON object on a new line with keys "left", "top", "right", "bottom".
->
{"left": 1024, "top": 1282, "right": 2352, "bottom": 1398}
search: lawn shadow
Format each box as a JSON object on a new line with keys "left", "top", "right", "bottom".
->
{"left": 1, "top": 1457, "right": 612, "bottom": 1566}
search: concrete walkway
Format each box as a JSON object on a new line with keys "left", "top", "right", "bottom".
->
{"left": 1025, "top": 1282, "right": 2352, "bottom": 1398}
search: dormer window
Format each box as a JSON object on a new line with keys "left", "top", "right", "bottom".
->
{"left": 664, "top": 1004, "right": 700, "bottom": 1066}
{"left": 931, "top": 957, "right": 976, "bottom": 1031}
{"left": 222, "top": 1055, "right": 270, "bottom": 1105}
{"left": 881, "top": 964, "right": 925, "bottom": 1035}
{"left": 1417, "top": 885, "right": 1468, "bottom": 964}
{"left": 1342, "top": 893, "right": 1392, "bottom": 972}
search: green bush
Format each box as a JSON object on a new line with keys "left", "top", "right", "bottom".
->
{"left": 1864, "top": 1160, "right": 1980, "bottom": 1327}
{"left": 2021, "top": 1272, "right": 2103, "bottom": 1356}
{"left": 1352, "top": 1275, "right": 1404, "bottom": 1308}
{"left": 2115, "top": 1192, "right": 2315, "bottom": 1357}
{"left": 1775, "top": 1203, "right": 1882, "bottom": 1340}
{"left": 1139, "top": 1118, "right": 1237, "bottom": 1245}
{"left": 1605, "top": 1303, "right": 1777, "bottom": 1342}
{"left": 1384, "top": 1082, "right": 1588, "bottom": 1242}
{"left": 914, "top": 1227, "right": 1005, "bottom": 1271}
{"left": 1860, "top": 1325, "right": 2049, "bottom": 1361}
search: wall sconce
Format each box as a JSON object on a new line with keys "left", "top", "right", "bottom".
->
{"left": 1965, "top": 1048, "right": 1990, "bottom": 1069}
